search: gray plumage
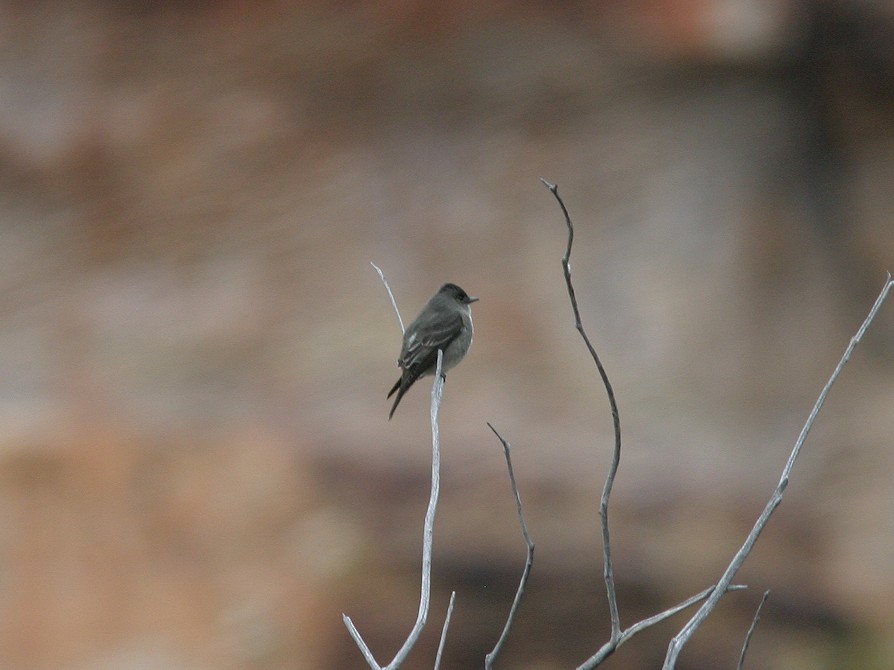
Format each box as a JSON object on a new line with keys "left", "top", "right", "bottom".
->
{"left": 387, "top": 283, "right": 477, "bottom": 419}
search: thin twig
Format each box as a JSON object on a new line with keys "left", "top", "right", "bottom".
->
{"left": 372, "top": 262, "right": 405, "bottom": 334}
{"left": 542, "top": 180, "right": 753, "bottom": 669}
{"left": 577, "top": 584, "right": 748, "bottom": 669}
{"left": 663, "top": 274, "right": 894, "bottom": 669}
{"left": 434, "top": 591, "right": 457, "bottom": 670}
{"left": 542, "top": 178, "right": 623, "bottom": 642}
{"left": 736, "top": 590, "right": 770, "bottom": 670}
{"left": 485, "top": 424, "right": 536, "bottom": 669}
{"left": 343, "top": 350, "right": 446, "bottom": 669}
{"left": 342, "top": 615, "right": 381, "bottom": 669}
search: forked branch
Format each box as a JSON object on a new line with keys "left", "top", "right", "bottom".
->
{"left": 542, "top": 181, "right": 750, "bottom": 669}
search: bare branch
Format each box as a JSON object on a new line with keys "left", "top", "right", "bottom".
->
{"left": 736, "top": 590, "right": 770, "bottom": 670}
{"left": 620, "top": 585, "right": 748, "bottom": 644}
{"left": 541, "top": 180, "right": 754, "bottom": 669}
{"left": 542, "top": 178, "right": 622, "bottom": 642}
{"left": 343, "top": 350, "right": 446, "bottom": 669}
{"left": 577, "top": 584, "right": 748, "bottom": 669}
{"left": 371, "top": 262, "right": 405, "bottom": 334}
{"left": 485, "top": 424, "right": 536, "bottom": 669}
{"left": 662, "top": 274, "right": 894, "bottom": 668}
{"left": 342, "top": 614, "right": 381, "bottom": 669}
{"left": 434, "top": 591, "right": 457, "bottom": 670}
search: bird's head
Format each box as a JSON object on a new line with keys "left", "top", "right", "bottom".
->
{"left": 440, "top": 283, "right": 478, "bottom": 305}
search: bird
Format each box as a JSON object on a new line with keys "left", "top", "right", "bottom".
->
{"left": 387, "top": 283, "right": 478, "bottom": 419}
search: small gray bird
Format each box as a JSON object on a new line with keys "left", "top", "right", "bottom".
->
{"left": 387, "top": 283, "right": 478, "bottom": 419}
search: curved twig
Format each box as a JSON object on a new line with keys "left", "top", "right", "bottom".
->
{"left": 542, "top": 178, "right": 623, "bottom": 642}
{"left": 371, "top": 262, "right": 405, "bottom": 334}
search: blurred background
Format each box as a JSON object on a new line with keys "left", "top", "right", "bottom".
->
{"left": 1, "top": 1, "right": 893, "bottom": 668}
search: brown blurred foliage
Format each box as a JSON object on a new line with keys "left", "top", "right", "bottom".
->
{"left": 0, "top": 1, "right": 893, "bottom": 669}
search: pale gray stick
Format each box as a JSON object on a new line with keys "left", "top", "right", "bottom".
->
{"left": 342, "top": 615, "right": 380, "bottom": 669}
{"left": 736, "top": 590, "right": 770, "bottom": 670}
{"left": 342, "top": 350, "right": 446, "bottom": 669}
{"left": 485, "top": 424, "right": 535, "bottom": 670}
{"left": 371, "top": 262, "right": 405, "bottom": 334}
{"left": 577, "top": 584, "right": 747, "bottom": 669}
{"left": 434, "top": 591, "right": 457, "bottom": 670}
{"left": 663, "top": 275, "right": 894, "bottom": 669}
{"left": 542, "top": 178, "right": 622, "bottom": 642}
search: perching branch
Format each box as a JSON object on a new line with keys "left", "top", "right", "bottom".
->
{"left": 736, "top": 590, "right": 770, "bottom": 670}
{"left": 342, "top": 342, "right": 447, "bottom": 669}
{"left": 542, "top": 178, "right": 623, "bottom": 643}
{"left": 662, "top": 274, "right": 894, "bottom": 669}
{"left": 485, "top": 424, "right": 536, "bottom": 670}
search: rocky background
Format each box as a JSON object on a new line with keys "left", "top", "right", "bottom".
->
{"left": 0, "top": 1, "right": 893, "bottom": 669}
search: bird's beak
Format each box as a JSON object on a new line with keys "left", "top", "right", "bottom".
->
{"left": 468, "top": 296, "right": 479, "bottom": 303}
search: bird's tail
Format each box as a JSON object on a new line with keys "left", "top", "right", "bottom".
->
{"left": 387, "top": 378, "right": 401, "bottom": 399}
{"left": 388, "top": 382, "right": 408, "bottom": 420}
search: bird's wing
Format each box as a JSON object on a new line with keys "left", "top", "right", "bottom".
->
{"left": 400, "top": 310, "right": 464, "bottom": 371}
